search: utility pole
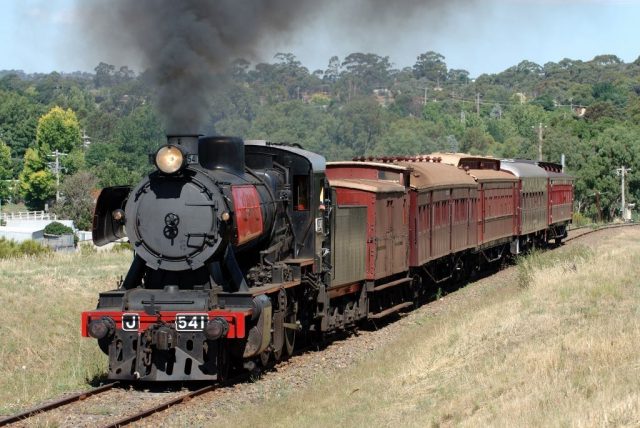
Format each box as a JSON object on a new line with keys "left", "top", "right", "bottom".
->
{"left": 532, "top": 123, "right": 547, "bottom": 161}
{"left": 475, "top": 93, "right": 480, "bottom": 116}
{"left": 616, "top": 166, "right": 632, "bottom": 220}
{"left": 48, "top": 150, "right": 67, "bottom": 203}
{"left": 423, "top": 87, "right": 428, "bottom": 106}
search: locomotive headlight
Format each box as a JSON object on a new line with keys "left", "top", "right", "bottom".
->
{"left": 112, "top": 209, "right": 125, "bottom": 222}
{"left": 155, "top": 145, "right": 185, "bottom": 174}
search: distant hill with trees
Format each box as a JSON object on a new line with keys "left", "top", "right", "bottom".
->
{"left": 1, "top": 52, "right": 639, "bottom": 223}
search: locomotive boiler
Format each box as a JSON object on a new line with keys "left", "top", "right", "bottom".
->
{"left": 83, "top": 135, "right": 328, "bottom": 381}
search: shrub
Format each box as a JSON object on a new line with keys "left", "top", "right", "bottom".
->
{"left": 111, "top": 241, "right": 132, "bottom": 253}
{"left": 43, "top": 221, "right": 74, "bottom": 236}
{"left": 19, "top": 239, "right": 51, "bottom": 256}
{"left": 0, "top": 238, "right": 50, "bottom": 259}
{"left": 572, "top": 212, "right": 593, "bottom": 228}
{"left": 79, "top": 242, "right": 97, "bottom": 256}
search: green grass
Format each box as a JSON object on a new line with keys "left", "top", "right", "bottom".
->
{"left": 0, "top": 250, "right": 131, "bottom": 415}
{"left": 516, "top": 244, "right": 593, "bottom": 289}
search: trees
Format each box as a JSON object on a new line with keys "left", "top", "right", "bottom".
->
{"left": 0, "top": 140, "right": 12, "bottom": 201}
{"left": 341, "top": 53, "right": 392, "bottom": 98}
{"left": 52, "top": 171, "right": 98, "bottom": 230}
{"left": 1, "top": 54, "right": 640, "bottom": 224}
{"left": 0, "top": 89, "right": 43, "bottom": 159}
{"left": 332, "top": 98, "right": 385, "bottom": 159}
{"left": 413, "top": 51, "right": 447, "bottom": 84}
{"left": 36, "top": 106, "right": 82, "bottom": 154}
{"left": 373, "top": 117, "right": 440, "bottom": 156}
{"left": 18, "top": 148, "right": 55, "bottom": 209}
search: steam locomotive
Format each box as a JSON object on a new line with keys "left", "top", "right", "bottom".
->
{"left": 82, "top": 135, "right": 573, "bottom": 382}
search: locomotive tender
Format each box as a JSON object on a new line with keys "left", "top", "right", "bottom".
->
{"left": 82, "top": 135, "right": 573, "bottom": 382}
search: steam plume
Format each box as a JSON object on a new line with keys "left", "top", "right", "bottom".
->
{"left": 80, "top": 0, "right": 471, "bottom": 133}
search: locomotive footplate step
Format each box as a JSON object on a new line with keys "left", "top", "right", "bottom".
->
{"left": 368, "top": 302, "right": 413, "bottom": 319}
{"left": 372, "top": 277, "right": 412, "bottom": 292}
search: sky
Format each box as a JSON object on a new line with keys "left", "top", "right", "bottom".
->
{"left": 1, "top": 0, "right": 639, "bottom": 77}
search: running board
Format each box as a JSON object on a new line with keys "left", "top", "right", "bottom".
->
{"left": 372, "top": 277, "right": 412, "bottom": 292}
{"left": 368, "top": 302, "right": 413, "bottom": 319}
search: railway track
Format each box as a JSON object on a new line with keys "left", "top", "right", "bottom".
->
{"left": 0, "top": 382, "right": 219, "bottom": 428}
{"left": 102, "top": 384, "right": 216, "bottom": 428}
{"left": 0, "top": 382, "right": 118, "bottom": 427}
{"left": 565, "top": 222, "right": 638, "bottom": 243}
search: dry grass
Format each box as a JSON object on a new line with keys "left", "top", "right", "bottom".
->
{"left": 0, "top": 250, "right": 130, "bottom": 415}
{"left": 203, "top": 229, "right": 640, "bottom": 427}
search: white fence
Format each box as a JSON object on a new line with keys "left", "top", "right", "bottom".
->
{"left": 0, "top": 211, "right": 57, "bottom": 222}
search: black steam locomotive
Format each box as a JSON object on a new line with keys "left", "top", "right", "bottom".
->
{"left": 84, "top": 135, "right": 329, "bottom": 381}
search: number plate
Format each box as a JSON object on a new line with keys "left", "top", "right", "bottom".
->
{"left": 175, "top": 314, "right": 208, "bottom": 332}
{"left": 122, "top": 313, "right": 139, "bottom": 331}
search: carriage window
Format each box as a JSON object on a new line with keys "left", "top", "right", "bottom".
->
{"left": 293, "top": 175, "right": 309, "bottom": 211}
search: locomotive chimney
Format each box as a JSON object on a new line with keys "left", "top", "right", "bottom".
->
{"left": 198, "top": 136, "right": 245, "bottom": 175}
{"left": 167, "top": 135, "right": 199, "bottom": 156}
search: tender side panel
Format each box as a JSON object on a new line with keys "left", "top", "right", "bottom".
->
{"left": 333, "top": 188, "right": 375, "bottom": 279}
{"left": 232, "top": 185, "right": 264, "bottom": 245}
{"left": 331, "top": 184, "right": 408, "bottom": 281}
{"left": 331, "top": 205, "right": 367, "bottom": 286}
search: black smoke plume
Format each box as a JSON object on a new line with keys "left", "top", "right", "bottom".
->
{"left": 80, "top": 0, "right": 470, "bottom": 133}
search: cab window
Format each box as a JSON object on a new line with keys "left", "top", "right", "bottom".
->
{"left": 294, "top": 175, "right": 309, "bottom": 211}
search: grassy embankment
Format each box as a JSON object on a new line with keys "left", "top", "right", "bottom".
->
{"left": 0, "top": 249, "right": 130, "bottom": 415}
{"left": 202, "top": 229, "right": 640, "bottom": 427}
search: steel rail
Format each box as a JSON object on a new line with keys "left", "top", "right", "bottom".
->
{"left": 565, "top": 223, "right": 639, "bottom": 243}
{"left": 101, "top": 384, "right": 216, "bottom": 428}
{"left": 0, "top": 382, "right": 118, "bottom": 426}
